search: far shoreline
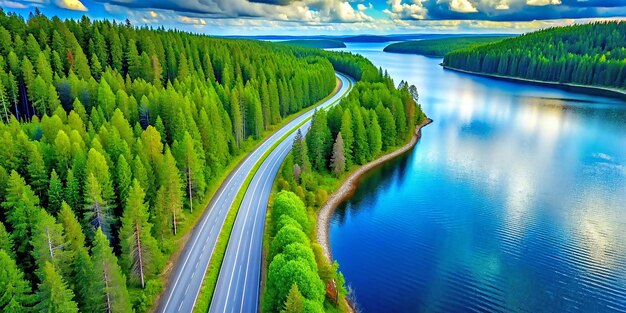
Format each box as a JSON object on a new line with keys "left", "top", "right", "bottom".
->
{"left": 441, "top": 65, "right": 626, "bottom": 101}
{"left": 316, "top": 118, "right": 433, "bottom": 262}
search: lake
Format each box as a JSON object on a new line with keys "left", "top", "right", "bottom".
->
{"left": 329, "top": 42, "right": 626, "bottom": 312}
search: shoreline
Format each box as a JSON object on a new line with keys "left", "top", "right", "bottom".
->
{"left": 382, "top": 48, "right": 443, "bottom": 58}
{"left": 316, "top": 117, "right": 433, "bottom": 262}
{"left": 442, "top": 65, "right": 626, "bottom": 101}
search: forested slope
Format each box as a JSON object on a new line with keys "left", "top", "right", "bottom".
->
{"left": 0, "top": 9, "right": 345, "bottom": 312}
{"left": 442, "top": 21, "right": 626, "bottom": 89}
{"left": 384, "top": 36, "right": 512, "bottom": 57}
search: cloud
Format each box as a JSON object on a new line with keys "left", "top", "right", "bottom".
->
{"left": 88, "top": 0, "right": 626, "bottom": 34}
{"left": 55, "top": 0, "right": 88, "bottom": 11}
{"left": 495, "top": 0, "right": 510, "bottom": 10}
{"left": 526, "top": 0, "right": 560, "bottom": 6}
{"left": 448, "top": 0, "right": 479, "bottom": 12}
{"left": 384, "top": 0, "right": 428, "bottom": 20}
{"left": 0, "top": 0, "right": 28, "bottom": 9}
{"left": 249, "top": 0, "right": 296, "bottom": 4}
{"left": 97, "top": 0, "right": 373, "bottom": 23}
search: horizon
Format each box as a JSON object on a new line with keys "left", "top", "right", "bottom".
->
{"left": 2, "top": 0, "right": 625, "bottom": 36}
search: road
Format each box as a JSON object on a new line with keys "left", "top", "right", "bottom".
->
{"left": 158, "top": 72, "right": 354, "bottom": 313}
{"left": 209, "top": 73, "right": 354, "bottom": 313}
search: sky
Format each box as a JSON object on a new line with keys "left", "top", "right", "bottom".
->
{"left": 2, "top": 0, "right": 625, "bottom": 35}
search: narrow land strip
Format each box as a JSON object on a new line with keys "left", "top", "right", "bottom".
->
{"left": 317, "top": 118, "right": 433, "bottom": 262}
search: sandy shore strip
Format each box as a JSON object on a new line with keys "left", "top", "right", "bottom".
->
{"left": 442, "top": 65, "right": 626, "bottom": 100}
{"left": 316, "top": 118, "right": 433, "bottom": 262}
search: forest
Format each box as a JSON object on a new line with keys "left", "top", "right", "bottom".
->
{"left": 263, "top": 50, "right": 427, "bottom": 311}
{"left": 0, "top": 8, "right": 355, "bottom": 312}
{"left": 383, "top": 35, "right": 512, "bottom": 57}
{"left": 443, "top": 21, "right": 626, "bottom": 89}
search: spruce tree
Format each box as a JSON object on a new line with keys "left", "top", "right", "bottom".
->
{"left": 119, "top": 180, "right": 163, "bottom": 288}
{"left": 34, "top": 261, "right": 79, "bottom": 313}
{"left": 0, "top": 249, "right": 33, "bottom": 312}
{"left": 48, "top": 169, "right": 63, "bottom": 215}
{"left": 173, "top": 132, "right": 206, "bottom": 212}
{"left": 91, "top": 228, "right": 132, "bottom": 313}
{"left": 330, "top": 132, "right": 346, "bottom": 176}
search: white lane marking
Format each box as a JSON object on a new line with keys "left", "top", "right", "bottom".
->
{"left": 214, "top": 73, "right": 353, "bottom": 312}
{"left": 223, "top": 147, "right": 276, "bottom": 309}
{"left": 197, "top": 73, "right": 353, "bottom": 312}
{"left": 238, "top": 74, "right": 352, "bottom": 312}
{"left": 162, "top": 162, "right": 245, "bottom": 312}
{"left": 239, "top": 142, "right": 292, "bottom": 312}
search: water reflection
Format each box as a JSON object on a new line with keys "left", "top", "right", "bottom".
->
{"left": 330, "top": 43, "right": 626, "bottom": 313}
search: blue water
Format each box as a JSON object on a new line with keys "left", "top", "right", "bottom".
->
{"left": 329, "top": 43, "right": 626, "bottom": 313}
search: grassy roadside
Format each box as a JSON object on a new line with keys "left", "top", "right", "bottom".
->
{"left": 192, "top": 75, "right": 350, "bottom": 312}
{"left": 148, "top": 77, "right": 342, "bottom": 312}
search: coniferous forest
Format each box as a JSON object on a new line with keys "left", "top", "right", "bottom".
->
{"left": 443, "top": 22, "right": 626, "bottom": 89}
{"left": 383, "top": 36, "right": 513, "bottom": 57}
{"left": 265, "top": 57, "right": 427, "bottom": 311}
{"left": 0, "top": 8, "right": 378, "bottom": 312}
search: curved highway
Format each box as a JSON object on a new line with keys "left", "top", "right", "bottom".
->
{"left": 209, "top": 73, "right": 354, "bottom": 313}
{"left": 158, "top": 72, "right": 354, "bottom": 313}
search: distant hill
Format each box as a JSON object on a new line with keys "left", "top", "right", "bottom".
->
{"left": 384, "top": 36, "right": 513, "bottom": 57}
{"left": 226, "top": 33, "right": 518, "bottom": 43}
{"left": 342, "top": 35, "right": 391, "bottom": 42}
{"left": 278, "top": 39, "right": 346, "bottom": 49}
{"left": 442, "top": 22, "right": 626, "bottom": 90}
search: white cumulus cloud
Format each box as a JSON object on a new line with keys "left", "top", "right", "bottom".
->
{"left": 383, "top": 0, "right": 428, "bottom": 20}
{"left": 526, "top": 0, "right": 561, "bottom": 6}
{"left": 55, "top": 0, "right": 88, "bottom": 11}
{"left": 448, "top": 0, "right": 479, "bottom": 13}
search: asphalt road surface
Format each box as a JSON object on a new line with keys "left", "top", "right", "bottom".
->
{"left": 158, "top": 72, "right": 354, "bottom": 313}
{"left": 209, "top": 73, "right": 354, "bottom": 313}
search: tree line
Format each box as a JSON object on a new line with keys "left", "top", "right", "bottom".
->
{"left": 443, "top": 21, "right": 626, "bottom": 89}
{"left": 0, "top": 9, "right": 347, "bottom": 312}
{"left": 383, "top": 35, "right": 512, "bottom": 57}
{"left": 264, "top": 51, "right": 427, "bottom": 312}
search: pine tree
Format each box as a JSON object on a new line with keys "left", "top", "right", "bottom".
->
{"left": 282, "top": 284, "right": 304, "bottom": 313}
{"left": 64, "top": 169, "right": 82, "bottom": 214}
{"left": 2, "top": 171, "right": 41, "bottom": 270}
{"left": 352, "top": 108, "right": 369, "bottom": 165}
{"left": 158, "top": 148, "right": 183, "bottom": 235}
{"left": 26, "top": 142, "right": 48, "bottom": 198}
{"left": 330, "top": 132, "right": 346, "bottom": 176}
{"left": 340, "top": 110, "right": 354, "bottom": 168}
{"left": 0, "top": 221, "right": 14, "bottom": 258}
{"left": 71, "top": 248, "right": 97, "bottom": 312}
{"left": 114, "top": 155, "right": 132, "bottom": 213}
{"left": 85, "top": 148, "right": 114, "bottom": 205}
{"left": 90, "top": 53, "right": 104, "bottom": 80}
{"left": 0, "top": 249, "right": 33, "bottom": 312}
{"left": 30, "top": 210, "right": 68, "bottom": 274}
{"left": 48, "top": 169, "right": 63, "bottom": 215}
{"left": 0, "top": 70, "right": 10, "bottom": 123}
{"left": 119, "top": 180, "right": 163, "bottom": 288}
{"left": 173, "top": 132, "right": 206, "bottom": 212}
{"left": 91, "top": 228, "right": 132, "bottom": 313}
{"left": 34, "top": 261, "right": 79, "bottom": 313}
{"left": 231, "top": 89, "right": 243, "bottom": 148}
{"left": 368, "top": 113, "right": 382, "bottom": 158}
{"left": 306, "top": 110, "right": 331, "bottom": 171}
{"left": 83, "top": 173, "right": 111, "bottom": 239}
